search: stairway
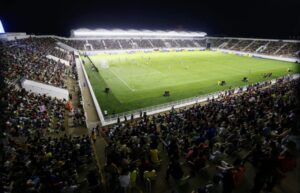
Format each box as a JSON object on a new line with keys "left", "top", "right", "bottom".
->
{"left": 242, "top": 41, "right": 255, "bottom": 51}
{"left": 117, "top": 40, "right": 123, "bottom": 49}
{"left": 148, "top": 40, "right": 154, "bottom": 48}
{"left": 102, "top": 40, "right": 107, "bottom": 49}
{"left": 274, "top": 43, "right": 287, "bottom": 55}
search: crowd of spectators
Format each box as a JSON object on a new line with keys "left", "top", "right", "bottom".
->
{"left": 164, "top": 40, "right": 179, "bottom": 48}
{"left": 135, "top": 39, "right": 153, "bottom": 49}
{"left": 1, "top": 37, "right": 68, "bottom": 88}
{"left": 1, "top": 35, "right": 299, "bottom": 193}
{"left": 233, "top": 40, "right": 253, "bottom": 51}
{"left": 207, "top": 38, "right": 300, "bottom": 58}
{"left": 0, "top": 38, "right": 101, "bottom": 193}
{"left": 222, "top": 39, "right": 240, "bottom": 50}
{"left": 73, "top": 106, "right": 86, "bottom": 127}
{"left": 60, "top": 38, "right": 208, "bottom": 51}
{"left": 243, "top": 40, "right": 267, "bottom": 53}
{"left": 3, "top": 86, "right": 66, "bottom": 137}
{"left": 68, "top": 56, "right": 86, "bottom": 128}
{"left": 58, "top": 39, "right": 86, "bottom": 50}
{"left": 174, "top": 40, "right": 192, "bottom": 47}
{"left": 193, "top": 39, "right": 207, "bottom": 47}
{"left": 56, "top": 36, "right": 300, "bottom": 58}
{"left": 1, "top": 134, "right": 99, "bottom": 193}
{"left": 208, "top": 38, "right": 300, "bottom": 57}
{"left": 277, "top": 42, "right": 300, "bottom": 58}
{"left": 91, "top": 40, "right": 106, "bottom": 50}
{"left": 104, "top": 39, "right": 121, "bottom": 50}
{"left": 262, "top": 41, "right": 284, "bottom": 55}
{"left": 0, "top": 38, "right": 70, "bottom": 136}
{"left": 207, "top": 39, "right": 227, "bottom": 48}
{"left": 119, "top": 40, "right": 134, "bottom": 49}
{"left": 100, "top": 75, "right": 299, "bottom": 193}
{"left": 51, "top": 47, "right": 71, "bottom": 61}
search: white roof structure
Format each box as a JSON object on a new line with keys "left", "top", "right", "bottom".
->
{"left": 21, "top": 79, "right": 69, "bottom": 100}
{"left": 71, "top": 28, "right": 206, "bottom": 38}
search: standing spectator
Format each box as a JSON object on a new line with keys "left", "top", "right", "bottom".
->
{"left": 91, "top": 130, "right": 97, "bottom": 143}
{"left": 119, "top": 169, "right": 130, "bottom": 193}
{"left": 131, "top": 114, "right": 134, "bottom": 121}
{"left": 95, "top": 124, "right": 100, "bottom": 136}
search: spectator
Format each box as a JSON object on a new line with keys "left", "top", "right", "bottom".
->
{"left": 118, "top": 169, "right": 130, "bottom": 193}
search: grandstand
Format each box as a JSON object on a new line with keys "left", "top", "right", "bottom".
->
{"left": 0, "top": 28, "right": 299, "bottom": 193}
{"left": 49, "top": 29, "right": 300, "bottom": 125}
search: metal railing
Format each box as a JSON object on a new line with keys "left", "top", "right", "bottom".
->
{"left": 102, "top": 73, "right": 300, "bottom": 124}
{"left": 103, "top": 89, "right": 237, "bottom": 122}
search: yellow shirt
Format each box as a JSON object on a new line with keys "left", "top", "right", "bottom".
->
{"left": 91, "top": 133, "right": 96, "bottom": 140}
{"left": 150, "top": 149, "right": 159, "bottom": 163}
{"left": 143, "top": 170, "right": 157, "bottom": 180}
{"left": 130, "top": 170, "right": 137, "bottom": 185}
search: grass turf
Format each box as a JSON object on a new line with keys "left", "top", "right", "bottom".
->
{"left": 82, "top": 50, "right": 299, "bottom": 115}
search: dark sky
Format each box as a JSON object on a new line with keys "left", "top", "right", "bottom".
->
{"left": 1, "top": 0, "right": 299, "bottom": 39}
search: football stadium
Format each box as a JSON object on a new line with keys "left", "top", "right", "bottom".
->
{"left": 1, "top": 2, "right": 300, "bottom": 193}
{"left": 69, "top": 29, "right": 300, "bottom": 124}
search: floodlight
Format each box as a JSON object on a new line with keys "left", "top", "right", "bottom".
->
{"left": 72, "top": 29, "right": 206, "bottom": 38}
{"left": 0, "top": 20, "right": 5, "bottom": 33}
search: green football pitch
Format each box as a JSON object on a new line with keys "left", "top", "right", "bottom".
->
{"left": 82, "top": 50, "right": 299, "bottom": 115}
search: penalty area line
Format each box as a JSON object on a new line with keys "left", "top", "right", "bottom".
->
{"left": 109, "top": 69, "right": 136, "bottom": 92}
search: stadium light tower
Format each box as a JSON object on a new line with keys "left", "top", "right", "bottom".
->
{"left": 0, "top": 19, "right": 5, "bottom": 33}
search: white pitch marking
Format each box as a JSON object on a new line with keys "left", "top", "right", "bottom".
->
{"left": 109, "top": 69, "right": 136, "bottom": 92}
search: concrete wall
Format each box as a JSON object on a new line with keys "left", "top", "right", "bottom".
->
{"left": 21, "top": 79, "right": 69, "bottom": 100}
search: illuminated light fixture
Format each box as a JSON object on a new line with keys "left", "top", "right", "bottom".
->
{"left": 72, "top": 29, "right": 206, "bottom": 37}
{"left": 0, "top": 20, "right": 5, "bottom": 33}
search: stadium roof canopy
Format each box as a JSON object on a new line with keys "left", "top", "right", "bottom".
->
{"left": 71, "top": 29, "right": 206, "bottom": 38}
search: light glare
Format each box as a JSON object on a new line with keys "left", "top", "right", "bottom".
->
{"left": 0, "top": 20, "right": 5, "bottom": 33}
{"left": 73, "top": 29, "right": 206, "bottom": 37}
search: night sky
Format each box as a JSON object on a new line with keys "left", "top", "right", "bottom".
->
{"left": 1, "top": 0, "right": 299, "bottom": 39}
